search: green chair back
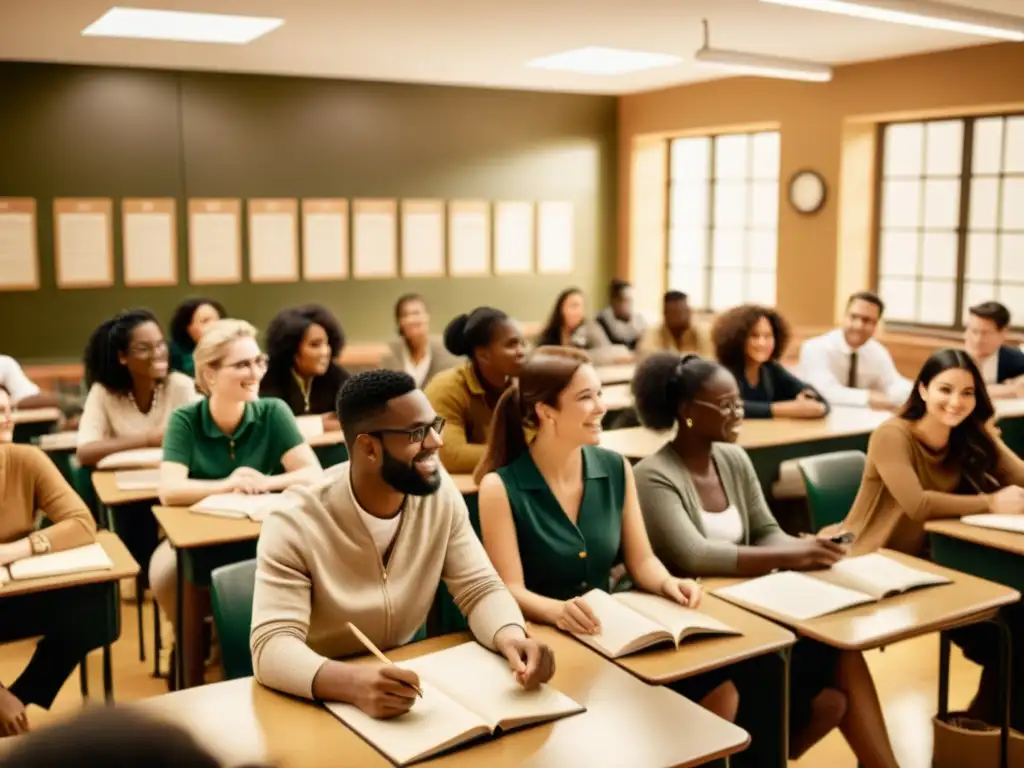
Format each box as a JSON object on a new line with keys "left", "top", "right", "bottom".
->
{"left": 796, "top": 450, "right": 867, "bottom": 531}
{"left": 210, "top": 559, "right": 257, "bottom": 680}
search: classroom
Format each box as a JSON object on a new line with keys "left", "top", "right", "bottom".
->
{"left": 2, "top": 1, "right": 1024, "bottom": 766}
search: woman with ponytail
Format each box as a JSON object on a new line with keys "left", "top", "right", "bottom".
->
{"left": 423, "top": 307, "right": 526, "bottom": 474}
{"left": 476, "top": 346, "right": 738, "bottom": 723}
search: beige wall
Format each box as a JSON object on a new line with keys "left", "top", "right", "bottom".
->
{"left": 619, "top": 42, "right": 1024, "bottom": 328}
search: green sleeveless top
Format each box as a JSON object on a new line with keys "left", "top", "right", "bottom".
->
{"left": 496, "top": 445, "right": 626, "bottom": 601}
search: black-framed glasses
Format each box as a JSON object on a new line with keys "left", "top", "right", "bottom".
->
{"left": 693, "top": 399, "right": 744, "bottom": 417}
{"left": 368, "top": 416, "right": 445, "bottom": 444}
{"left": 129, "top": 339, "right": 168, "bottom": 358}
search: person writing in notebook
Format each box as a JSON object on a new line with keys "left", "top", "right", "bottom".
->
{"left": 474, "top": 347, "right": 737, "bottom": 723}
{"left": 830, "top": 348, "right": 1024, "bottom": 730}
{"left": 631, "top": 353, "right": 899, "bottom": 768}
{"left": 251, "top": 370, "right": 553, "bottom": 718}
{"left": 0, "top": 387, "right": 109, "bottom": 736}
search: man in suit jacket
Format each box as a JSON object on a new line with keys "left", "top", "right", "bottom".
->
{"left": 379, "top": 294, "right": 460, "bottom": 388}
{"left": 965, "top": 301, "right": 1024, "bottom": 399}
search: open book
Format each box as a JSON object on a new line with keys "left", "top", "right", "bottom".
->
{"left": 960, "top": 514, "right": 1024, "bottom": 535}
{"left": 190, "top": 493, "right": 285, "bottom": 522}
{"left": 0, "top": 543, "right": 114, "bottom": 586}
{"left": 571, "top": 589, "right": 740, "bottom": 658}
{"left": 115, "top": 469, "right": 161, "bottom": 491}
{"left": 324, "top": 641, "right": 584, "bottom": 766}
{"left": 714, "top": 553, "right": 951, "bottom": 621}
{"left": 295, "top": 414, "right": 325, "bottom": 439}
{"left": 96, "top": 447, "right": 163, "bottom": 470}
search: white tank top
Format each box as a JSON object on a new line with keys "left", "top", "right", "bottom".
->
{"left": 700, "top": 505, "right": 744, "bottom": 544}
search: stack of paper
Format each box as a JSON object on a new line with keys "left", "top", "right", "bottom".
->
{"left": 2, "top": 542, "right": 114, "bottom": 583}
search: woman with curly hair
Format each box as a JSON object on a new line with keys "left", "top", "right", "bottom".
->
{"left": 712, "top": 304, "right": 828, "bottom": 420}
{"left": 260, "top": 304, "right": 350, "bottom": 431}
{"left": 537, "top": 288, "right": 629, "bottom": 366}
{"left": 168, "top": 298, "right": 227, "bottom": 377}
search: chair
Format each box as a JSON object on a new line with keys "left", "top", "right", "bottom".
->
{"left": 796, "top": 450, "right": 867, "bottom": 532}
{"left": 210, "top": 559, "right": 257, "bottom": 681}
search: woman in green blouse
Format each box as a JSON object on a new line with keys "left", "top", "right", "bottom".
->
{"left": 476, "top": 346, "right": 738, "bottom": 722}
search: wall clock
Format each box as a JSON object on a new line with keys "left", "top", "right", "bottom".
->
{"left": 788, "top": 169, "right": 827, "bottom": 215}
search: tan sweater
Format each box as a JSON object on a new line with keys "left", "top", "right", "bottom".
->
{"left": 424, "top": 363, "right": 501, "bottom": 474}
{"left": 0, "top": 444, "right": 96, "bottom": 550}
{"left": 836, "top": 418, "right": 1024, "bottom": 556}
{"left": 250, "top": 463, "right": 526, "bottom": 699}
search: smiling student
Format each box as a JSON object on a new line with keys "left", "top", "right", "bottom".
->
{"left": 475, "top": 347, "right": 737, "bottom": 724}
{"left": 260, "top": 304, "right": 350, "bottom": 431}
{"left": 168, "top": 298, "right": 227, "bottom": 378}
{"left": 379, "top": 294, "right": 459, "bottom": 389}
{"left": 537, "top": 288, "right": 630, "bottom": 365}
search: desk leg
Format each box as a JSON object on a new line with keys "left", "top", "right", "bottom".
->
{"left": 79, "top": 658, "right": 88, "bottom": 699}
{"left": 102, "top": 645, "right": 113, "bottom": 704}
{"left": 152, "top": 594, "right": 162, "bottom": 678}
{"left": 937, "top": 631, "right": 951, "bottom": 719}
{"left": 778, "top": 647, "right": 791, "bottom": 768}
{"left": 174, "top": 548, "right": 183, "bottom": 691}
{"left": 137, "top": 574, "right": 145, "bottom": 662}
{"left": 996, "top": 616, "right": 1012, "bottom": 768}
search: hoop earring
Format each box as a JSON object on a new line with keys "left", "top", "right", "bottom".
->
{"left": 685, "top": 418, "right": 694, "bottom": 429}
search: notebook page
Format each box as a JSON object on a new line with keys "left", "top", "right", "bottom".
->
{"left": 826, "top": 553, "right": 950, "bottom": 599}
{"left": 961, "top": 514, "right": 1024, "bottom": 535}
{"left": 114, "top": 468, "right": 161, "bottom": 491}
{"left": 715, "top": 571, "right": 874, "bottom": 621}
{"left": 96, "top": 447, "right": 163, "bottom": 470}
{"left": 613, "top": 591, "right": 739, "bottom": 641}
{"left": 324, "top": 679, "right": 487, "bottom": 766}
{"left": 8, "top": 543, "right": 114, "bottom": 580}
{"left": 402, "top": 641, "right": 583, "bottom": 730}
{"left": 571, "top": 589, "right": 669, "bottom": 656}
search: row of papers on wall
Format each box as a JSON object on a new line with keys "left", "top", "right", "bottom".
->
{"left": 0, "top": 197, "right": 575, "bottom": 290}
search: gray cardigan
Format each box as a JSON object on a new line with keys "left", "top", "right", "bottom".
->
{"left": 378, "top": 337, "right": 460, "bottom": 389}
{"left": 634, "top": 442, "right": 792, "bottom": 576}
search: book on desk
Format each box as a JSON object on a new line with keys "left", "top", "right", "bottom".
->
{"left": 324, "top": 641, "right": 584, "bottom": 766}
{"left": 960, "top": 514, "right": 1024, "bottom": 535}
{"left": 571, "top": 589, "right": 740, "bottom": 658}
{"left": 0, "top": 543, "right": 114, "bottom": 587}
{"left": 190, "top": 492, "right": 286, "bottom": 522}
{"left": 714, "top": 553, "right": 951, "bottom": 621}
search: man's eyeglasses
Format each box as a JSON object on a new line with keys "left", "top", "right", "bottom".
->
{"left": 693, "top": 399, "right": 744, "bottom": 417}
{"left": 129, "top": 340, "right": 168, "bottom": 359}
{"left": 368, "top": 416, "right": 446, "bottom": 444}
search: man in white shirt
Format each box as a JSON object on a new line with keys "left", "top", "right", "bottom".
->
{"left": 798, "top": 292, "right": 912, "bottom": 410}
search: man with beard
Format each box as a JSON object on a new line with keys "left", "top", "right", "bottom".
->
{"left": 250, "top": 370, "right": 554, "bottom": 717}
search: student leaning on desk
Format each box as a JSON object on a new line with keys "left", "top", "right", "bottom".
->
{"left": 0, "top": 387, "right": 108, "bottom": 737}
{"left": 250, "top": 370, "right": 553, "bottom": 717}
{"left": 830, "top": 348, "right": 1024, "bottom": 732}
{"left": 630, "top": 353, "right": 899, "bottom": 768}
{"left": 150, "top": 319, "right": 323, "bottom": 639}
{"left": 472, "top": 347, "right": 737, "bottom": 723}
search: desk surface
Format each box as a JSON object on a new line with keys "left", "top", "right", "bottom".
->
{"left": 615, "top": 595, "right": 795, "bottom": 684}
{"left": 0, "top": 532, "right": 139, "bottom": 599}
{"left": 12, "top": 407, "right": 61, "bottom": 425}
{"left": 138, "top": 627, "right": 749, "bottom": 768}
{"left": 710, "top": 550, "right": 1019, "bottom": 651}
{"left": 595, "top": 364, "right": 635, "bottom": 386}
{"left": 37, "top": 430, "right": 78, "bottom": 452}
{"left": 153, "top": 506, "right": 262, "bottom": 550}
{"left": 93, "top": 471, "right": 160, "bottom": 507}
{"left": 307, "top": 430, "right": 346, "bottom": 448}
{"left": 926, "top": 519, "right": 1024, "bottom": 557}
{"left": 602, "top": 383, "right": 632, "bottom": 411}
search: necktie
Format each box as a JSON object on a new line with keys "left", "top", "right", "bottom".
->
{"left": 848, "top": 350, "right": 859, "bottom": 388}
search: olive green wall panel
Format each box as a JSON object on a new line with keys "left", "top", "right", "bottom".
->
{"left": 0, "top": 63, "right": 618, "bottom": 362}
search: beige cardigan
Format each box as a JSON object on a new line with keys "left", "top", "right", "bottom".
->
{"left": 250, "top": 463, "right": 526, "bottom": 699}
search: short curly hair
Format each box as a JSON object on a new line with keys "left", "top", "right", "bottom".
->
{"left": 712, "top": 304, "right": 790, "bottom": 374}
{"left": 169, "top": 297, "right": 227, "bottom": 352}
{"left": 264, "top": 304, "right": 346, "bottom": 387}
{"left": 337, "top": 369, "right": 417, "bottom": 446}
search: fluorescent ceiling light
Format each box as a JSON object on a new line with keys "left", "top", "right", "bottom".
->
{"left": 696, "top": 48, "right": 833, "bottom": 81}
{"left": 760, "top": 0, "right": 1024, "bottom": 41}
{"left": 82, "top": 7, "right": 284, "bottom": 44}
{"left": 527, "top": 47, "right": 682, "bottom": 75}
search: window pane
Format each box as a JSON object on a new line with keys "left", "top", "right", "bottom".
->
{"left": 998, "top": 284, "right": 1024, "bottom": 315}
{"left": 668, "top": 228, "right": 707, "bottom": 268}
{"left": 879, "top": 277, "right": 917, "bottom": 322}
{"left": 963, "top": 281, "right": 996, "bottom": 322}
{"left": 710, "top": 268, "right": 745, "bottom": 310}
{"left": 670, "top": 182, "right": 709, "bottom": 229}
{"left": 1001, "top": 178, "right": 1024, "bottom": 230}
{"left": 967, "top": 232, "right": 997, "bottom": 280}
{"left": 882, "top": 180, "right": 922, "bottom": 228}
{"left": 1006, "top": 116, "right": 1024, "bottom": 174}
{"left": 923, "top": 179, "right": 959, "bottom": 229}
{"left": 925, "top": 120, "right": 963, "bottom": 176}
{"left": 921, "top": 231, "right": 957, "bottom": 279}
{"left": 746, "top": 271, "right": 776, "bottom": 305}
{"left": 712, "top": 229, "right": 745, "bottom": 268}
{"left": 715, "top": 135, "right": 750, "bottom": 180}
{"left": 919, "top": 280, "right": 956, "bottom": 326}
{"left": 969, "top": 178, "right": 1000, "bottom": 231}
{"left": 999, "top": 233, "right": 1024, "bottom": 282}
{"left": 973, "top": 117, "right": 1004, "bottom": 175}
{"left": 671, "top": 137, "right": 711, "bottom": 180}
{"left": 750, "top": 181, "right": 778, "bottom": 228}
{"left": 884, "top": 123, "right": 924, "bottom": 177}
{"left": 714, "top": 182, "right": 748, "bottom": 228}
{"left": 748, "top": 231, "right": 777, "bottom": 270}
{"left": 751, "top": 132, "right": 780, "bottom": 180}
{"left": 669, "top": 267, "right": 706, "bottom": 308}
{"left": 879, "top": 230, "right": 919, "bottom": 277}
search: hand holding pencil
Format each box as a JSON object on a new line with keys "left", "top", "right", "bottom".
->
{"left": 344, "top": 622, "right": 423, "bottom": 719}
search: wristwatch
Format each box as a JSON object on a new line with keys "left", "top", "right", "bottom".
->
{"left": 29, "top": 532, "right": 51, "bottom": 555}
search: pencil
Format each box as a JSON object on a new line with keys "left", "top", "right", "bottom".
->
{"left": 346, "top": 622, "right": 424, "bottom": 698}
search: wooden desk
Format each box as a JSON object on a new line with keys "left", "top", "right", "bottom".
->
{"left": 152, "top": 505, "right": 262, "bottom": 551}
{"left": 37, "top": 430, "right": 78, "bottom": 452}
{"left": 602, "top": 383, "right": 632, "bottom": 412}
{"left": 595, "top": 364, "right": 635, "bottom": 386}
{"left": 450, "top": 473, "right": 478, "bottom": 495}
{"left": 0, "top": 532, "right": 139, "bottom": 702}
{"left": 926, "top": 519, "right": 1024, "bottom": 598}
{"left": 11, "top": 407, "right": 61, "bottom": 425}
{"left": 139, "top": 628, "right": 749, "bottom": 768}
{"left": 92, "top": 470, "right": 160, "bottom": 507}
{"left": 307, "top": 430, "right": 345, "bottom": 448}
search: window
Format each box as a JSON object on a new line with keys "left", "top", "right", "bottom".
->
{"left": 667, "top": 131, "right": 780, "bottom": 310}
{"left": 876, "top": 114, "right": 1024, "bottom": 328}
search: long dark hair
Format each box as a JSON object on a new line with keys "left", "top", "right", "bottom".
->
{"left": 263, "top": 304, "right": 346, "bottom": 389}
{"left": 169, "top": 297, "right": 227, "bottom": 352}
{"left": 443, "top": 307, "right": 509, "bottom": 360}
{"left": 475, "top": 346, "right": 590, "bottom": 482}
{"left": 901, "top": 348, "right": 998, "bottom": 492}
{"left": 83, "top": 309, "right": 161, "bottom": 394}
{"left": 538, "top": 288, "right": 584, "bottom": 347}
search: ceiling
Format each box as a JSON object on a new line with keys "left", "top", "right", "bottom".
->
{"left": 1, "top": 0, "right": 1021, "bottom": 94}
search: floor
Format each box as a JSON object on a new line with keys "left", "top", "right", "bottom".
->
{"left": 0, "top": 597, "right": 983, "bottom": 767}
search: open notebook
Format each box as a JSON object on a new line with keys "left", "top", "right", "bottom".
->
{"left": 324, "top": 641, "right": 584, "bottom": 766}
{"left": 0, "top": 543, "right": 114, "bottom": 586}
{"left": 190, "top": 493, "right": 285, "bottom": 522}
{"left": 96, "top": 447, "right": 163, "bottom": 470}
{"left": 714, "top": 553, "right": 951, "bottom": 621}
{"left": 572, "top": 589, "right": 740, "bottom": 658}
{"left": 114, "top": 469, "right": 161, "bottom": 491}
{"left": 960, "top": 514, "right": 1024, "bottom": 535}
